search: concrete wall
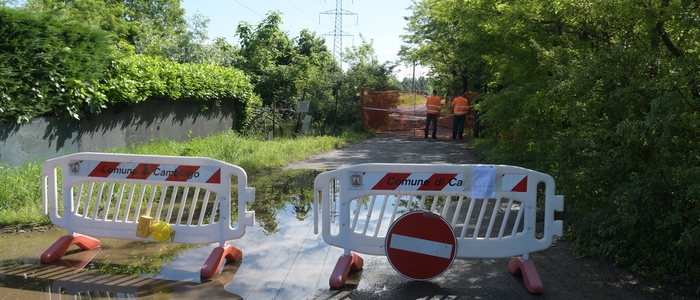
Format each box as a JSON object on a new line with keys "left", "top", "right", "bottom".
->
{"left": 0, "top": 99, "right": 237, "bottom": 167}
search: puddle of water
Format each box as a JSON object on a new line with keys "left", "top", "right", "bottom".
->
{"left": 1, "top": 169, "right": 338, "bottom": 299}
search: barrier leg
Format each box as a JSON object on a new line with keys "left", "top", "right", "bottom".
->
{"left": 200, "top": 245, "right": 243, "bottom": 278}
{"left": 329, "top": 253, "right": 364, "bottom": 289}
{"left": 508, "top": 256, "right": 544, "bottom": 294}
{"left": 41, "top": 233, "right": 101, "bottom": 263}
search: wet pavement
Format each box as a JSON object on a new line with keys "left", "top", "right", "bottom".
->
{"left": 1, "top": 134, "right": 684, "bottom": 299}
{"left": 2, "top": 169, "right": 336, "bottom": 300}
{"left": 0, "top": 134, "right": 485, "bottom": 300}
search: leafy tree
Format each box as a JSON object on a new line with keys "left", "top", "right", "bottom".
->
{"left": 1, "top": 0, "right": 19, "bottom": 7}
{"left": 0, "top": 5, "right": 257, "bottom": 127}
{"left": 122, "top": 0, "right": 186, "bottom": 35}
{"left": 21, "top": 0, "right": 187, "bottom": 54}
{"left": 135, "top": 11, "right": 239, "bottom": 65}
{"left": 336, "top": 38, "right": 401, "bottom": 127}
{"left": 400, "top": 0, "right": 493, "bottom": 94}
{"left": 403, "top": 0, "right": 700, "bottom": 281}
{"left": 123, "top": 0, "right": 186, "bottom": 54}
{"left": 235, "top": 12, "right": 347, "bottom": 136}
{"left": 21, "top": 0, "right": 136, "bottom": 53}
{"left": 292, "top": 29, "right": 341, "bottom": 132}
{"left": 235, "top": 12, "right": 297, "bottom": 109}
{"left": 531, "top": 0, "right": 700, "bottom": 280}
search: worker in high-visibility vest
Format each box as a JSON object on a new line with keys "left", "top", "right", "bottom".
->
{"left": 451, "top": 92, "right": 470, "bottom": 140}
{"left": 424, "top": 89, "right": 442, "bottom": 139}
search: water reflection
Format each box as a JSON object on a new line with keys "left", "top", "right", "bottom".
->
{"left": 248, "top": 169, "right": 321, "bottom": 234}
{"left": 0, "top": 246, "right": 241, "bottom": 299}
{"left": 220, "top": 169, "right": 338, "bottom": 298}
{"left": 0, "top": 169, "right": 333, "bottom": 299}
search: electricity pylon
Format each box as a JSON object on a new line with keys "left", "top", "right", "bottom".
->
{"left": 320, "top": 0, "right": 357, "bottom": 63}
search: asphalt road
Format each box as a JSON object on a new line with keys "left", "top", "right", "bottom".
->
{"left": 284, "top": 133, "right": 481, "bottom": 170}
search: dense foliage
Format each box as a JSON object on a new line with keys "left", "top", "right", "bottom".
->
{"left": 22, "top": 0, "right": 187, "bottom": 54}
{"left": 3, "top": 0, "right": 400, "bottom": 134}
{"left": 103, "top": 55, "right": 260, "bottom": 129}
{"left": 403, "top": 0, "right": 700, "bottom": 282}
{"left": 1, "top": 4, "right": 259, "bottom": 127}
{"left": 0, "top": 7, "right": 115, "bottom": 122}
{"left": 234, "top": 12, "right": 400, "bottom": 136}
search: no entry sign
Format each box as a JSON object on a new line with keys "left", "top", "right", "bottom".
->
{"left": 385, "top": 211, "right": 457, "bottom": 280}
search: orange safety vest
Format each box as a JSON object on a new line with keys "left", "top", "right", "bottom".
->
{"left": 426, "top": 96, "right": 442, "bottom": 114}
{"left": 451, "top": 96, "right": 469, "bottom": 116}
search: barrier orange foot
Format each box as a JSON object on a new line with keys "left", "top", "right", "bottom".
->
{"left": 200, "top": 245, "right": 243, "bottom": 278}
{"left": 329, "top": 253, "right": 364, "bottom": 289}
{"left": 41, "top": 233, "right": 101, "bottom": 263}
{"left": 508, "top": 256, "right": 544, "bottom": 294}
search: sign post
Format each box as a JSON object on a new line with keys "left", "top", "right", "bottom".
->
{"left": 295, "top": 101, "right": 310, "bottom": 134}
{"left": 296, "top": 101, "right": 310, "bottom": 113}
{"left": 385, "top": 211, "right": 457, "bottom": 280}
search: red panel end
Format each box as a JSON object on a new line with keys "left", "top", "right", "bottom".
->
{"left": 508, "top": 257, "right": 544, "bottom": 294}
{"left": 201, "top": 245, "right": 243, "bottom": 278}
{"left": 41, "top": 234, "right": 100, "bottom": 263}
{"left": 330, "top": 253, "right": 364, "bottom": 289}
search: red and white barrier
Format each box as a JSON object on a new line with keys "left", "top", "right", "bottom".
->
{"left": 314, "top": 163, "right": 564, "bottom": 293}
{"left": 41, "top": 152, "right": 255, "bottom": 278}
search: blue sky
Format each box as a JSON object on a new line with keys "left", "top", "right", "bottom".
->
{"left": 180, "top": 0, "right": 426, "bottom": 79}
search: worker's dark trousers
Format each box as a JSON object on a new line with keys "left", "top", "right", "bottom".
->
{"left": 452, "top": 114, "right": 466, "bottom": 139}
{"left": 425, "top": 114, "right": 438, "bottom": 138}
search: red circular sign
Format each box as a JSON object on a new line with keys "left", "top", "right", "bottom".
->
{"left": 385, "top": 211, "right": 457, "bottom": 280}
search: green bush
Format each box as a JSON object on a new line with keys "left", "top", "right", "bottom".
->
{"left": 101, "top": 55, "right": 261, "bottom": 129}
{"left": 0, "top": 8, "right": 260, "bottom": 129}
{"left": 0, "top": 7, "right": 115, "bottom": 122}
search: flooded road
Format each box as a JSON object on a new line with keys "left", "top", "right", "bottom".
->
{"left": 0, "top": 135, "right": 484, "bottom": 299}
{"left": 3, "top": 135, "right": 686, "bottom": 300}
{"left": 1, "top": 169, "right": 343, "bottom": 299}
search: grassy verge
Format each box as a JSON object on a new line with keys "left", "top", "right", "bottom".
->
{"left": 399, "top": 93, "right": 426, "bottom": 106}
{"left": 0, "top": 130, "right": 372, "bottom": 227}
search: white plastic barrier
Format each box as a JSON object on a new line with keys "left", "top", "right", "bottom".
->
{"left": 314, "top": 163, "right": 564, "bottom": 293}
{"left": 41, "top": 152, "right": 255, "bottom": 278}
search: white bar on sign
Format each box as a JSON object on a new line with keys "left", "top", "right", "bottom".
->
{"left": 389, "top": 234, "right": 453, "bottom": 259}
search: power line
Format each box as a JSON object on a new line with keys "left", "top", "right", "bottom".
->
{"left": 285, "top": 0, "right": 316, "bottom": 23}
{"left": 233, "top": 0, "right": 263, "bottom": 18}
{"left": 318, "top": 0, "right": 334, "bottom": 23}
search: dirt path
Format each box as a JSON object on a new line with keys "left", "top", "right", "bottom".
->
{"left": 288, "top": 133, "right": 696, "bottom": 299}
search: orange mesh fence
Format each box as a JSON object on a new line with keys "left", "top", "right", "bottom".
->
{"left": 360, "top": 88, "right": 402, "bottom": 132}
{"left": 361, "top": 88, "right": 478, "bottom": 138}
